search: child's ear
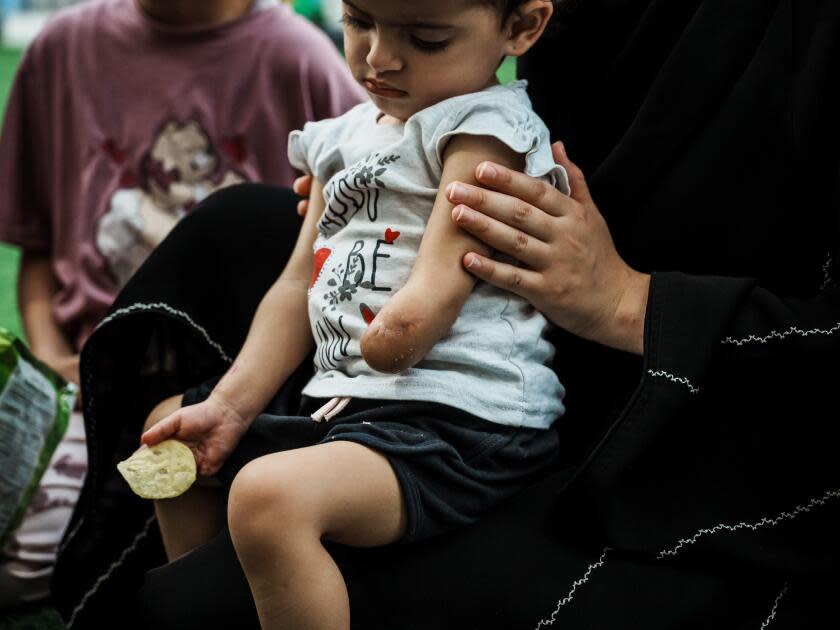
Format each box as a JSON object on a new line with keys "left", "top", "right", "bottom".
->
{"left": 502, "top": 0, "right": 554, "bottom": 57}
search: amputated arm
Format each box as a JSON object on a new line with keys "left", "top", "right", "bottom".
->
{"left": 360, "top": 134, "right": 524, "bottom": 373}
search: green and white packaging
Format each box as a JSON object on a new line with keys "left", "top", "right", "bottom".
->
{"left": 0, "top": 328, "right": 77, "bottom": 546}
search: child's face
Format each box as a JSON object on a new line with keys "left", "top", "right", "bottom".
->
{"left": 342, "top": 0, "right": 515, "bottom": 121}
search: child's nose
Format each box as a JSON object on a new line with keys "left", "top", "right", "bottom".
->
{"left": 366, "top": 32, "right": 403, "bottom": 73}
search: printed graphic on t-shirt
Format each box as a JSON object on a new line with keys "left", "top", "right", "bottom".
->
{"left": 320, "top": 227, "right": 399, "bottom": 313}
{"left": 319, "top": 152, "right": 400, "bottom": 236}
{"left": 95, "top": 119, "right": 246, "bottom": 286}
{"left": 311, "top": 150, "right": 406, "bottom": 371}
{"left": 312, "top": 314, "right": 352, "bottom": 370}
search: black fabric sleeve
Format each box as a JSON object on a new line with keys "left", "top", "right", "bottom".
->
{"left": 573, "top": 263, "right": 840, "bottom": 574}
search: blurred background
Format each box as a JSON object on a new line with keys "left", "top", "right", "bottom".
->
{"left": 0, "top": 1, "right": 335, "bottom": 342}
{"left": 0, "top": 0, "right": 515, "bottom": 344}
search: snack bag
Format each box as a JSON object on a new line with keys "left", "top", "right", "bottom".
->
{"left": 0, "top": 328, "right": 77, "bottom": 546}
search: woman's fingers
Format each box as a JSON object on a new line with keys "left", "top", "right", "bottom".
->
{"left": 462, "top": 253, "right": 541, "bottom": 297}
{"left": 446, "top": 181, "right": 558, "bottom": 241}
{"left": 293, "top": 175, "right": 313, "bottom": 216}
{"left": 451, "top": 204, "right": 553, "bottom": 268}
{"left": 292, "top": 174, "right": 312, "bottom": 197}
{"left": 471, "top": 161, "right": 571, "bottom": 217}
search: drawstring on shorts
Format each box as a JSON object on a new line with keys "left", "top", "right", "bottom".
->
{"left": 310, "top": 396, "right": 353, "bottom": 422}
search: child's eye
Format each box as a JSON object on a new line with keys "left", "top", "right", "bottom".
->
{"left": 410, "top": 36, "right": 450, "bottom": 53}
{"left": 341, "top": 13, "right": 372, "bottom": 30}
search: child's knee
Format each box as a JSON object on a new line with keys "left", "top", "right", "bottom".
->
{"left": 228, "top": 457, "right": 313, "bottom": 549}
{"left": 142, "top": 394, "right": 184, "bottom": 433}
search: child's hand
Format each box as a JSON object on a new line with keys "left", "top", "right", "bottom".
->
{"left": 140, "top": 394, "right": 250, "bottom": 477}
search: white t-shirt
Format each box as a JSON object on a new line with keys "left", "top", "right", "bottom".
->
{"left": 288, "top": 80, "right": 568, "bottom": 429}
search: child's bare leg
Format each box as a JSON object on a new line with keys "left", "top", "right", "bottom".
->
{"left": 143, "top": 395, "right": 227, "bottom": 561}
{"left": 228, "top": 441, "right": 407, "bottom": 630}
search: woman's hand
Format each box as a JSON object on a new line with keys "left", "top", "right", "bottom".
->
{"left": 140, "top": 393, "right": 250, "bottom": 477}
{"left": 293, "top": 175, "right": 314, "bottom": 216}
{"left": 447, "top": 142, "right": 650, "bottom": 355}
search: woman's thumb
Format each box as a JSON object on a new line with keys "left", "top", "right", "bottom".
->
{"left": 552, "top": 141, "right": 592, "bottom": 205}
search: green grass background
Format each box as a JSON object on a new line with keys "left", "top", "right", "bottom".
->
{"left": 0, "top": 47, "right": 24, "bottom": 342}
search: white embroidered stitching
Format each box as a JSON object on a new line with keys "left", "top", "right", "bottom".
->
{"left": 721, "top": 321, "right": 840, "bottom": 347}
{"left": 64, "top": 301, "right": 232, "bottom": 622}
{"left": 67, "top": 516, "right": 156, "bottom": 628}
{"left": 62, "top": 301, "right": 231, "bottom": 554}
{"left": 657, "top": 488, "right": 840, "bottom": 560}
{"left": 61, "top": 516, "right": 84, "bottom": 556}
{"left": 97, "top": 302, "right": 233, "bottom": 363}
{"left": 759, "top": 581, "right": 789, "bottom": 630}
{"left": 820, "top": 253, "right": 833, "bottom": 290}
{"left": 533, "top": 547, "right": 611, "bottom": 629}
{"left": 647, "top": 369, "right": 700, "bottom": 394}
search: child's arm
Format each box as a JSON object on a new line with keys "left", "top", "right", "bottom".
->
{"left": 18, "top": 253, "right": 80, "bottom": 385}
{"left": 360, "top": 135, "right": 525, "bottom": 373}
{"left": 142, "top": 180, "right": 326, "bottom": 475}
{"left": 207, "top": 179, "right": 324, "bottom": 421}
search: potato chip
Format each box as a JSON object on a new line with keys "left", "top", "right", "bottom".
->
{"left": 117, "top": 439, "right": 196, "bottom": 499}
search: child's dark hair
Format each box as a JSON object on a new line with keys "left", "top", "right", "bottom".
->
{"left": 480, "top": 0, "right": 580, "bottom": 25}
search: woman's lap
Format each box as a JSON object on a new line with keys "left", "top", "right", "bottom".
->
{"left": 130, "top": 468, "right": 810, "bottom": 630}
{"left": 54, "top": 184, "right": 835, "bottom": 629}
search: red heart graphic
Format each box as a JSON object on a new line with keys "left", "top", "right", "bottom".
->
{"left": 359, "top": 303, "right": 376, "bottom": 325}
{"left": 310, "top": 248, "right": 331, "bottom": 288}
{"left": 384, "top": 228, "right": 400, "bottom": 244}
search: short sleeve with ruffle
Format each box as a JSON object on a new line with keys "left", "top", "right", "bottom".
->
{"left": 420, "top": 80, "right": 569, "bottom": 194}
{"left": 287, "top": 102, "right": 376, "bottom": 184}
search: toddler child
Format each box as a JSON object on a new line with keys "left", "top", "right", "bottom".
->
{"left": 143, "top": 1, "right": 568, "bottom": 628}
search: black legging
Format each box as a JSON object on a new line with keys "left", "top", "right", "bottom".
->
{"left": 131, "top": 526, "right": 258, "bottom": 629}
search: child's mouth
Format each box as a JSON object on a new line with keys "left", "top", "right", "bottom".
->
{"left": 363, "top": 79, "right": 407, "bottom": 98}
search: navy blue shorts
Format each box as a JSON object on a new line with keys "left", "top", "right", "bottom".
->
{"left": 184, "top": 379, "right": 560, "bottom": 542}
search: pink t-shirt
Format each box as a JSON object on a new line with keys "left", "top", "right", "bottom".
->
{"left": 0, "top": 0, "right": 365, "bottom": 350}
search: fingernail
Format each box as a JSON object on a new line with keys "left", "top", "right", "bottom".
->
{"left": 478, "top": 162, "right": 497, "bottom": 180}
{"left": 447, "top": 182, "right": 466, "bottom": 201}
{"left": 453, "top": 205, "right": 472, "bottom": 222}
{"left": 465, "top": 254, "right": 481, "bottom": 270}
